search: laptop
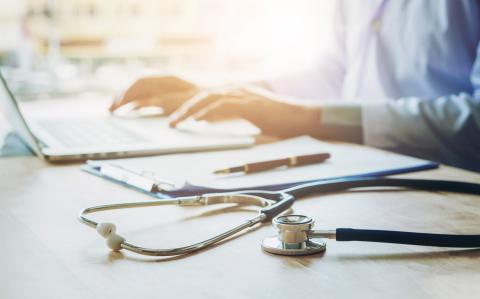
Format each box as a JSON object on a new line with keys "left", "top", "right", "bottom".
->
{"left": 0, "top": 71, "right": 254, "bottom": 162}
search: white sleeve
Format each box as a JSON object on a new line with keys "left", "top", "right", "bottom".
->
{"left": 362, "top": 40, "right": 480, "bottom": 172}
{"left": 363, "top": 39, "right": 480, "bottom": 172}
{"left": 362, "top": 92, "right": 480, "bottom": 171}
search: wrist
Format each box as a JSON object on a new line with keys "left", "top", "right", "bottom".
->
{"left": 300, "top": 106, "right": 322, "bottom": 137}
{"left": 317, "top": 103, "right": 364, "bottom": 143}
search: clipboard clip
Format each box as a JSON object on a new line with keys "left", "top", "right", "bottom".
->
{"left": 99, "top": 164, "right": 177, "bottom": 193}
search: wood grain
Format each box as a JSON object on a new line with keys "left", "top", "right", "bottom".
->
{"left": 1, "top": 148, "right": 480, "bottom": 299}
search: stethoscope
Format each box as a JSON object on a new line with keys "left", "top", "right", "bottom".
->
{"left": 79, "top": 177, "right": 480, "bottom": 257}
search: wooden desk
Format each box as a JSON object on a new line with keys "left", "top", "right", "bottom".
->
{"left": 1, "top": 150, "right": 480, "bottom": 299}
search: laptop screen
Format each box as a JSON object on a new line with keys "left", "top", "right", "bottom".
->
{"left": 0, "top": 70, "right": 43, "bottom": 158}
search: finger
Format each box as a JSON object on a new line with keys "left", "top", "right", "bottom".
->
{"left": 169, "top": 92, "right": 222, "bottom": 127}
{"left": 128, "top": 96, "right": 179, "bottom": 115}
{"left": 110, "top": 82, "right": 152, "bottom": 112}
{"left": 110, "top": 76, "right": 196, "bottom": 111}
{"left": 110, "top": 93, "right": 125, "bottom": 112}
{"left": 192, "top": 99, "right": 246, "bottom": 122}
{"left": 109, "top": 79, "right": 151, "bottom": 111}
{"left": 111, "top": 96, "right": 166, "bottom": 114}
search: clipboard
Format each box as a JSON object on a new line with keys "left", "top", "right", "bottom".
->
{"left": 82, "top": 136, "right": 438, "bottom": 198}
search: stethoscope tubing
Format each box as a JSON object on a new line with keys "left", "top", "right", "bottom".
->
{"left": 335, "top": 228, "right": 480, "bottom": 247}
{"left": 282, "top": 177, "right": 480, "bottom": 198}
{"left": 280, "top": 177, "right": 480, "bottom": 248}
{"left": 79, "top": 177, "right": 480, "bottom": 257}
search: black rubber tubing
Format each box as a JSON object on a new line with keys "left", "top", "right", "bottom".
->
{"left": 261, "top": 193, "right": 295, "bottom": 220}
{"left": 336, "top": 228, "right": 480, "bottom": 247}
{"left": 283, "top": 177, "right": 480, "bottom": 247}
{"left": 284, "top": 177, "right": 480, "bottom": 198}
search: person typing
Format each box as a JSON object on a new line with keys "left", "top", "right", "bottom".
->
{"left": 110, "top": 0, "right": 480, "bottom": 172}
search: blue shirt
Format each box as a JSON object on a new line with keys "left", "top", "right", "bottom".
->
{"left": 269, "top": 0, "right": 480, "bottom": 171}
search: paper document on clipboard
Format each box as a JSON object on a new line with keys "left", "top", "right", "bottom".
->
{"left": 84, "top": 136, "right": 438, "bottom": 194}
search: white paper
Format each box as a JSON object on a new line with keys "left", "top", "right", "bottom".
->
{"left": 89, "top": 136, "right": 434, "bottom": 190}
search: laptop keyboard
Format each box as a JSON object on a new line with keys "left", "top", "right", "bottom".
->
{"left": 37, "top": 119, "right": 148, "bottom": 147}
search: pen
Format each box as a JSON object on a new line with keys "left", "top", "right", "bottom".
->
{"left": 214, "top": 152, "right": 331, "bottom": 174}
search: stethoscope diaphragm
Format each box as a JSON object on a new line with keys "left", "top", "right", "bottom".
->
{"left": 261, "top": 215, "right": 327, "bottom": 256}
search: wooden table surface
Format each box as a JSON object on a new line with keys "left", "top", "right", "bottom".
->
{"left": 1, "top": 149, "right": 480, "bottom": 299}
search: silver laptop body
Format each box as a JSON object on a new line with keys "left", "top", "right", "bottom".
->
{"left": 0, "top": 71, "right": 254, "bottom": 162}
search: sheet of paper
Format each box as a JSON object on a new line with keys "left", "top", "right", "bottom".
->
{"left": 88, "top": 136, "right": 435, "bottom": 190}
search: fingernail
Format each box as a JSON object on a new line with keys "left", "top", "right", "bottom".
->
{"left": 169, "top": 111, "right": 178, "bottom": 119}
{"left": 168, "top": 115, "right": 177, "bottom": 126}
{"left": 109, "top": 101, "right": 118, "bottom": 110}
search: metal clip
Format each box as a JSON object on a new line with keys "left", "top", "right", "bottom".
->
{"left": 177, "top": 196, "right": 206, "bottom": 206}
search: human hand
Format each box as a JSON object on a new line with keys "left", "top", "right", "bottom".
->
{"left": 109, "top": 76, "right": 199, "bottom": 115}
{"left": 169, "top": 87, "right": 321, "bottom": 138}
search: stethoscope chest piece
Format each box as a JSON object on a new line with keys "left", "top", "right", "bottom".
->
{"left": 261, "top": 215, "right": 327, "bottom": 256}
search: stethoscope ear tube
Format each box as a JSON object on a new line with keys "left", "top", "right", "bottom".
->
{"left": 260, "top": 193, "right": 295, "bottom": 220}
{"left": 336, "top": 228, "right": 480, "bottom": 247}
{"left": 284, "top": 177, "right": 480, "bottom": 198}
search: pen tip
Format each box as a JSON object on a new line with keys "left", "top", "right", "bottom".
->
{"left": 214, "top": 169, "right": 229, "bottom": 175}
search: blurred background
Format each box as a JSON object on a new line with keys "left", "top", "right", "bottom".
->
{"left": 0, "top": 0, "right": 335, "bottom": 96}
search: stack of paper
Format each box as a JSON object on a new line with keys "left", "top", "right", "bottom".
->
{"left": 84, "top": 136, "right": 437, "bottom": 197}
